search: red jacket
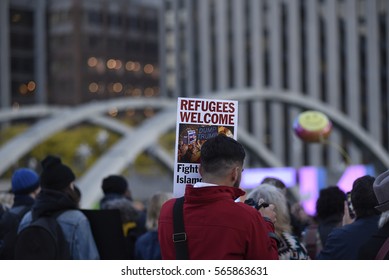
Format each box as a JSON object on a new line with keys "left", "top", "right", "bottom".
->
{"left": 158, "top": 184, "right": 279, "bottom": 260}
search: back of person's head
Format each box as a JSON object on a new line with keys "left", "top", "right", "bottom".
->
{"left": 101, "top": 175, "right": 130, "bottom": 197}
{"left": 316, "top": 186, "right": 346, "bottom": 220}
{"left": 200, "top": 134, "right": 245, "bottom": 176}
{"left": 247, "top": 183, "right": 291, "bottom": 235}
{"left": 261, "top": 177, "right": 286, "bottom": 191}
{"left": 104, "top": 197, "right": 139, "bottom": 224}
{"left": 351, "top": 175, "right": 379, "bottom": 218}
{"left": 11, "top": 168, "right": 40, "bottom": 196}
{"left": 146, "top": 192, "right": 173, "bottom": 231}
{"left": 40, "top": 155, "right": 75, "bottom": 191}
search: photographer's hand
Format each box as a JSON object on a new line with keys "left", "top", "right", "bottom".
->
{"left": 342, "top": 201, "right": 355, "bottom": 226}
{"left": 259, "top": 201, "right": 277, "bottom": 224}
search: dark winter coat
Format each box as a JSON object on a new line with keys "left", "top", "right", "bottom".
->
{"left": 316, "top": 215, "right": 379, "bottom": 260}
{"left": 358, "top": 221, "right": 389, "bottom": 259}
{"left": 134, "top": 230, "right": 161, "bottom": 260}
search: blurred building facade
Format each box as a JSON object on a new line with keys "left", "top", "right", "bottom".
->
{"left": 0, "top": 0, "right": 160, "bottom": 107}
{"left": 0, "top": 0, "right": 46, "bottom": 109}
{"left": 160, "top": 0, "right": 389, "bottom": 173}
{"left": 48, "top": 0, "right": 160, "bottom": 105}
{"left": 1, "top": 0, "right": 389, "bottom": 175}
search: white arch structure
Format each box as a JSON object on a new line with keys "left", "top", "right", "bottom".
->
{"left": 0, "top": 89, "right": 388, "bottom": 207}
{"left": 0, "top": 98, "right": 175, "bottom": 173}
{"left": 0, "top": 93, "right": 284, "bottom": 173}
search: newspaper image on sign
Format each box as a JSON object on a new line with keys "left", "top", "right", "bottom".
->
{"left": 173, "top": 97, "right": 239, "bottom": 197}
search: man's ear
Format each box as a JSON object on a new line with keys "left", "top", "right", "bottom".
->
{"left": 231, "top": 166, "right": 238, "bottom": 184}
{"left": 199, "top": 164, "right": 204, "bottom": 176}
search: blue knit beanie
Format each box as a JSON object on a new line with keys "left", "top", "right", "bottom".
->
{"left": 11, "top": 168, "right": 40, "bottom": 195}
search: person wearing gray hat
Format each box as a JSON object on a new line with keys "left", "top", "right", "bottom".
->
{"left": 359, "top": 170, "right": 389, "bottom": 259}
{"left": 372, "top": 169, "right": 389, "bottom": 213}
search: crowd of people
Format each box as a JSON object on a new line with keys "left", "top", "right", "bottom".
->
{"left": 1, "top": 134, "right": 389, "bottom": 260}
{"left": 0, "top": 155, "right": 170, "bottom": 260}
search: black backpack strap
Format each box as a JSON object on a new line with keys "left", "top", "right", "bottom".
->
{"left": 51, "top": 210, "right": 66, "bottom": 220}
{"left": 172, "top": 197, "right": 189, "bottom": 260}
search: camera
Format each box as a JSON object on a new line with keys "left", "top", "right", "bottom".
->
{"left": 244, "top": 198, "right": 269, "bottom": 210}
{"left": 346, "top": 192, "right": 356, "bottom": 219}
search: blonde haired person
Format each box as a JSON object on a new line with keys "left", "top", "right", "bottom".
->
{"left": 247, "top": 184, "right": 310, "bottom": 260}
{"left": 134, "top": 192, "right": 173, "bottom": 259}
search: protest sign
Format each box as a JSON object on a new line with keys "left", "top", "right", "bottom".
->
{"left": 173, "top": 97, "right": 238, "bottom": 196}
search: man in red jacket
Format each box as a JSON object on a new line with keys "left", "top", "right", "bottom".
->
{"left": 158, "top": 134, "right": 279, "bottom": 259}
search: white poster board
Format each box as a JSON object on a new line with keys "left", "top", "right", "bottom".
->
{"left": 173, "top": 97, "right": 239, "bottom": 197}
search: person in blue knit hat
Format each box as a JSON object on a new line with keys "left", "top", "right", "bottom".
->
{"left": 9, "top": 168, "right": 41, "bottom": 218}
{"left": 11, "top": 168, "right": 41, "bottom": 198}
{"left": 0, "top": 168, "right": 41, "bottom": 259}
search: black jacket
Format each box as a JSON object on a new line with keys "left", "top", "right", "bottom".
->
{"left": 358, "top": 222, "right": 389, "bottom": 260}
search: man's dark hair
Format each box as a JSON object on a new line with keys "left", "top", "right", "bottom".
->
{"left": 316, "top": 186, "right": 346, "bottom": 220}
{"left": 200, "top": 135, "right": 245, "bottom": 175}
{"left": 351, "top": 175, "right": 379, "bottom": 218}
